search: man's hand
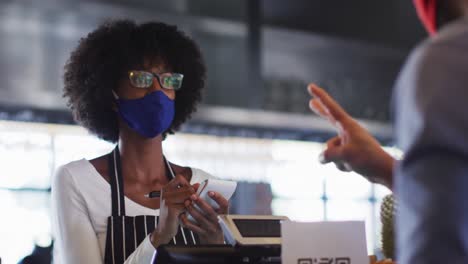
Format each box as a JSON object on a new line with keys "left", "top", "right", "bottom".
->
{"left": 308, "top": 84, "right": 395, "bottom": 189}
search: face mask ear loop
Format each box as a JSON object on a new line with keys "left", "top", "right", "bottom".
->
{"left": 111, "top": 90, "right": 120, "bottom": 112}
{"left": 112, "top": 90, "right": 120, "bottom": 100}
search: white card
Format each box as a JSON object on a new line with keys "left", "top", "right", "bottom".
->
{"left": 197, "top": 179, "right": 237, "bottom": 208}
{"left": 281, "top": 221, "right": 367, "bottom": 264}
{"left": 187, "top": 179, "right": 237, "bottom": 222}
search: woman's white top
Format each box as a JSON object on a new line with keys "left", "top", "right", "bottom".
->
{"left": 51, "top": 159, "right": 214, "bottom": 264}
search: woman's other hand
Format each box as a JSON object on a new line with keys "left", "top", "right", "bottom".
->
{"left": 180, "top": 191, "right": 229, "bottom": 244}
{"left": 150, "top": 175, "right": 195, "bottom": 247}
{"left": 308, "top": 84, "right": 395, "bottom": 189}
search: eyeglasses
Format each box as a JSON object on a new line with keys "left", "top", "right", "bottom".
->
{"left": 128, "top": 71, "right": 184, "bottom": 90}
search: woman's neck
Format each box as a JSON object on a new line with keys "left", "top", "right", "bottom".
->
{"left": 118, "top": 128, "right": 167, "bottom": 184}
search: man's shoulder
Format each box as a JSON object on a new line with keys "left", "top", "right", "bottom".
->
{"left": 398, "top": 25, "right": 468, "bottom": 97}
{"left": 408, "top": 18, "right": 468, "bottom": 71}
{"left": 431, "top": 16, "right": 468, "bottom": 47}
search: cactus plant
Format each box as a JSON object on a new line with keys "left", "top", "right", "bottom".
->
{"left": 380, "top": 194, "right": 397, "bottom": 260}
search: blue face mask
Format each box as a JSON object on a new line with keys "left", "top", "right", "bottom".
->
{"left": 114, "top": 91, "right": 175, "bottom": 138}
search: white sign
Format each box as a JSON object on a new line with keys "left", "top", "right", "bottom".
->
{"left": 281, "top": 221, "right": 367, "bottom": 264}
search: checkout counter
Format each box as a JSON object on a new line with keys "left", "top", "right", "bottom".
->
{"left": 154, "top": 245, "right": 281, "bottom": 263}
{"left": 154, "top": 215, "right": 283, "bottom": 263}
{"left": 153, "top": 215, "right": 373, "bottom": 264}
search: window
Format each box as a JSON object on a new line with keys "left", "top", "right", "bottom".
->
{"left": 0, "top": 121, "right": 397, "bottom": 262}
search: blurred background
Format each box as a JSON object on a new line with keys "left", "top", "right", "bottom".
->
{"left": 0, "top": 0, "right": 425, "bottom": 262}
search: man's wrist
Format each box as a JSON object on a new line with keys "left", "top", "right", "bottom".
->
{"left": 377, "top": 151, "right": 396, "bottom": 190}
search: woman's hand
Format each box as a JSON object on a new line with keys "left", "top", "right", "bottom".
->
{"left": 180, "top": 190, "right": 229, "bottom": 244}
{"left": 308, "top": 84, "right": 396, "bottom": 189}
{"left": 150, "top": 175, "right": 195, "bottom": 247}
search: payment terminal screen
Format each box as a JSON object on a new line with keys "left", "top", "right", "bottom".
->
{"left": 233, "top": 219, "right": 281, "bottom": 238}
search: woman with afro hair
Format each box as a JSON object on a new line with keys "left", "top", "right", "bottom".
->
{"left": 51, "top": 19, "right": 230, "bottom": 264}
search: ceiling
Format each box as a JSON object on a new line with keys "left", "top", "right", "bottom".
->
{"left": 0, "top": 0, "right": 426, "bottom": 141}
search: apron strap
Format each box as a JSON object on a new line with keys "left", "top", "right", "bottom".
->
{"left": 108, "top": 146, "right": 126, "bottom": 216}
